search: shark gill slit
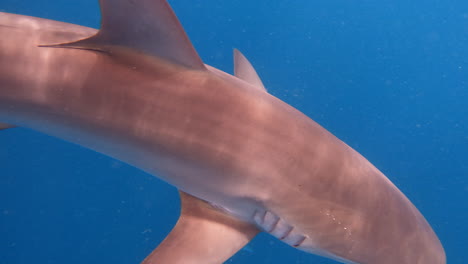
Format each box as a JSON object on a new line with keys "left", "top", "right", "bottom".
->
{"left": 253, "top": 209, "right": 307, "bottom": 248}
{"left": 280, "top": 226, "right": 294, "bottom": 240}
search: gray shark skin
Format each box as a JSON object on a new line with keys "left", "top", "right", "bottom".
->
{"left": 0, "top": 1, "right": 445, "bottom": 264}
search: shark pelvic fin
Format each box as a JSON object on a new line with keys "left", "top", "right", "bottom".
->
{"left": 234, "top": 49, "right": 266, "bottom": 91}
{"left": 44, "top": 0, "right": 206, "bottom": 70}
{"left": 0, "top": 123, "right": 15, "bottom": 130}
{"left": 141, "top": 191, "right": 259, "bottom": 264}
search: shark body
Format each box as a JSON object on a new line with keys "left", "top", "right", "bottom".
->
{"left": 0, "top": 1, "right": 445, "bottom": 264}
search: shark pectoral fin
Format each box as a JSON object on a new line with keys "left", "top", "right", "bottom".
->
{"left": 234, "top": 49, "right": 267, "bottom": 91}
{"left": 142, "top": 191, "right": 259, "bottom": 264}
{"left": 0, "top": 123, "right": 15, "bottom": 130}
{"left": 43, "top": 0, "right": 206, "bottom": 70}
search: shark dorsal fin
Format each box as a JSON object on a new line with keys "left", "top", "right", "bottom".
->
{"left": 234, "top": 49, "right": 266, "bottom": 91}
{"left": 54, "top": 0, "right": 206, "bottom": 70}
{"left": 142, "top": 191, "right": 259, "bottom": 264}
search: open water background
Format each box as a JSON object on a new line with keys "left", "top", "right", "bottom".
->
{"left": 1, "top": 0, "right": 467, "bottom": 263}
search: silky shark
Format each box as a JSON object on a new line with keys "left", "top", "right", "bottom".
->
{"left": 0, "top": 1, "right": 445, "bottom": 263}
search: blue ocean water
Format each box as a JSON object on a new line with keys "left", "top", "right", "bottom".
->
{"left": 0, "top": 0, "right": 466, "bottom": 263}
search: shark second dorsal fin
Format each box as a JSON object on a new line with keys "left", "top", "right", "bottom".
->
{"left": 50, "top": 0, "right": 206, "bottom": 70}
{"left": 0, "top": 123, "right": 15, "bottom": 130}
{"left": 234, "top": 49, "right": 266, "bottom": 91}
{"left": 141, "top": 191, "right": 258, "bottom": 264}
